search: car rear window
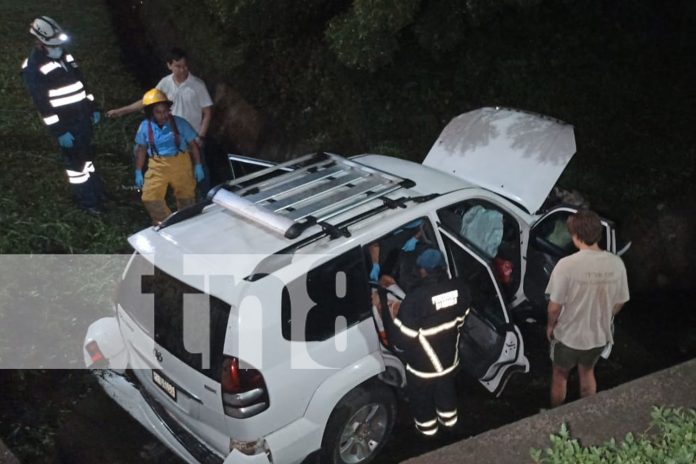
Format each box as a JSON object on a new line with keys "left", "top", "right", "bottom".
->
{"left": 281, "top": 247, "right": 370, "bottom": 341}
{"left": 118, "top": 253, "right": 231, "bottom": 381}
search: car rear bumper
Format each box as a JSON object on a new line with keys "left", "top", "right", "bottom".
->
{"left": 94, "top": 369, "right": 273, "bottom": 464}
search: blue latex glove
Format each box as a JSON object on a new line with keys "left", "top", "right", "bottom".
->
{"left": 194, "top": 164, "right": 205, "bottom": 182}
{"left": 92, "top": 111, "right": 101, "bottom": 125}
{"left": 369, "top": 263, "right": 380, "bottom": 282}
{"left": 402, "top": 237, "right": 418, "bottom": 252}
{"left": 57, "top": 132, "right": 74, "bottom": 148}
{"left": 134, "top": 169, "right": 144, "bottom": 189}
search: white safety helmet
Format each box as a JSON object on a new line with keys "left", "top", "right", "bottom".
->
{"left": 29, "top": 16, "right": 68, "bottom": 46}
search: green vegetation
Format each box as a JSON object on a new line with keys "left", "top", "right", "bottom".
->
{"left": 0, "top": 0, "right": 148, "bottom": 460}
{"left": 0, "top": 0, "right": 694, "bottom": 461}
{"left": 531, "top": 407, "right": 696, "bottom": 464}
{"left": 0, "top": 0, "right": 151, "bottom": 255}
{"left": 4, "top": 0, "right": 691, "bottom": 254}
{"left": 134, "top": 0, "right": 696, "bottom": 215}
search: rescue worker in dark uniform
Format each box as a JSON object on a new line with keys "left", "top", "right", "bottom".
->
{"left": 21, "top": 16, "right": 104, "bottom": 215}
{"left": 382, "top": 248, "right": 470, "bottom": 437}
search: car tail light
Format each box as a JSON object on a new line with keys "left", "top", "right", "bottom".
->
{"left": 85, "top": 340, "right": 108, "bottom": 368}
{"left": 221, "top": 356, "right": 269, "bottom": 418}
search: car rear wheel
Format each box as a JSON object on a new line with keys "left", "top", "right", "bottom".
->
{"left": 321, "top": 382, "right": 396, "bottom": 464}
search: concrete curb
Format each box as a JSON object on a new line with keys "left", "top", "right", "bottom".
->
{"left": 404, "top": 357, "right": 696, "bottom": 464}
{"left": 0, "top": 438, "right": 19, "bottom": 464}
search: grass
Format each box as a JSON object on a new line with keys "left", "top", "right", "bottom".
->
{"left": 0, "top": 1, "right": 152, "bottom": 460}
{"left": 0, "top": 0, "right": 151, "bottom": 255}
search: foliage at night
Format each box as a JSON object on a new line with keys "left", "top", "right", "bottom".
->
{"left": 0, "top": 0, "right": 157, "bottom": 254}
{"left": 126, "top": 0, "right": 696, "bottom": 214}
{"left": 531, "top": 407, "right": 696, "bottom": 464}
{"left": 0, "top": 2, "right": 695, "bottom": 462}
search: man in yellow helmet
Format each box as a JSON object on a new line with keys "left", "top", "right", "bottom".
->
{"left": 107, "top": 48, "right": 213, "bottom": 197}
{"left": 134, "top": 89, "right": 204, "bottom": 224}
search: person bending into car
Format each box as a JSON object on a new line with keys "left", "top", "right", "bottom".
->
{"left": 133, "top": 89, "right": 204, "bottom": 224}
{"left": 381, "top": 249, "right": 470, "bottom": 437}
{"left": 368, "top": 218, "right": 429, "bottom": 293}
{"left": 546, "top": 210, "right": 629, "bottom": 408}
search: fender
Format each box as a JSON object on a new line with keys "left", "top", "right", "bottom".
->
{"left": 294, "top": 352, "right": 385, "bottom": 452}
{"left": 83, "top": 316, "right": 128, "bottom": 372}
{"left": 378, "top": 348, "right": 407, "bottom": 388}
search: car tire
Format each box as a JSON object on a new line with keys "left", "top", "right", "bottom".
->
{"left": 321, "top": 382, "right": 397, "bottom": 464}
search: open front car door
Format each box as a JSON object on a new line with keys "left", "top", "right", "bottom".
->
{"left": 523, "top": 206, "right": 629, "bottom": 311}
{"left": 438, "top": 227, "right": 530, "bottom": 396}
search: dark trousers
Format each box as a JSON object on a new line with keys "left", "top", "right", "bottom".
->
{"left": 58, "top": 116, "right": 103, "bottom": 209}
{"left": 406, "top": 370, "right": 459, "bottom": 436}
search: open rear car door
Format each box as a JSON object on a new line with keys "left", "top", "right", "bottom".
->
{"left": 438, "top": 227, "right": 529, "bottom": 396}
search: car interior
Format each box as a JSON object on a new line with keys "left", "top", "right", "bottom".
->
{"left": 437, "top": 199, "right": 521, "bottom": 300}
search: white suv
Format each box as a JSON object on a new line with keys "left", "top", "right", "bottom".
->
{"left": 84, "top": 107, "right": 628, "bottom": 464}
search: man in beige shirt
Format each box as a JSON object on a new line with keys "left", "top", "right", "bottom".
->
{"left": 546, "top": 210, "right": 629, "bottom": 407}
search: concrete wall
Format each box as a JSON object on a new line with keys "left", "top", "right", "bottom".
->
{"left": 405, "top": 358, "right": 696, "bottom": 464}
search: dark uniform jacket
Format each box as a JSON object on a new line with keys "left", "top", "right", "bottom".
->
{"left": 21, "top": 46, "right": 94, "bottom": 137}
{"left": 387, "top": 273, "right": 470, "bottom": 379}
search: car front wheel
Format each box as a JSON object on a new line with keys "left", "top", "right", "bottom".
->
{"left": 321, "top": 382, "right": 397, "bottom": 464}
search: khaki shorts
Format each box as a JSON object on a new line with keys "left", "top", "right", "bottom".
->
{"left": 550, "top": 340, "right": 605, "bottom": 370}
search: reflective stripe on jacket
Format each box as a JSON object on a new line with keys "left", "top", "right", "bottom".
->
{"left": 389, "top": 275, "right": 471, "bottom": 379}
{"left": 21, "top": 47, "right": 93, "bottom": 136}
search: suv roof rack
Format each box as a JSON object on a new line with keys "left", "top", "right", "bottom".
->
{"left": 209, "top": 152, "right": 415, "bottom": 239}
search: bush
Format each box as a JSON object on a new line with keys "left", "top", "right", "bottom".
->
{"left": 530, "top": 407, "right": 696, "bottom": 464}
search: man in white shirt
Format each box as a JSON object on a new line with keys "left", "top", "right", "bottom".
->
{"left": 545, "top": 210, "right": 629, "bottom": 408}
{"left": 107, "top": 48, "right": 213, "bottom": 195}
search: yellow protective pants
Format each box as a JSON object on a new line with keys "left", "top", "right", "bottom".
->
{"left": 141, "top": 152, "right": 196, "bottom": 224}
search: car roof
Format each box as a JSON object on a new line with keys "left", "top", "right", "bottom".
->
{"left": 128, "top": 155, "right": 471, "bottom": 282}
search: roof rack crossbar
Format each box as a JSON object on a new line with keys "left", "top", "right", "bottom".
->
{"left": 228, "top": 152, "right": 328, "bottom": 190}
{"left": 235, "top": 157, "right": 337, "bottom": 196}
{"left": 244, "top": 164, "right": 343, "bottom": 202}
{"left": 286, "top": 177, "right": 399, "bottom": 221}
{"left": 212, "top": 152, "right": 413, "bottom": 239}
{"left": 268, "top": 171, "right": 363, "bottom": 212}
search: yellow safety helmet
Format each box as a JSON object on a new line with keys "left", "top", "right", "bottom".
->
{"left": 142, "top": 88, "right": 170, "bottom": 107}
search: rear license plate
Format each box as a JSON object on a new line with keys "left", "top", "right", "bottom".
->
{"left": 152, "top": 370, "right": 177, "bottom": 401}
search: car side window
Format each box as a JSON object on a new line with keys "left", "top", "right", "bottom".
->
{"left": 437, "top": 199, "right": 520, "bottom": 296}
{"left": 366, "top": 217, "right": 436, "bottom": 289}
{"left": 281, "top": 247, "right": 370, "bottom": 342}
{"left": 531, "top": 210, "right": 609, "bottom": 257}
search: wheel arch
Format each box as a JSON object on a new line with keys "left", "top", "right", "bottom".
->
{"left": 301, "top": 352, "right": 386, "bottom": 451}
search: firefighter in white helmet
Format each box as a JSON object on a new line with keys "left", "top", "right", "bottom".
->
{"left": 21, "top": 16, "right": 104, "bottom": 215}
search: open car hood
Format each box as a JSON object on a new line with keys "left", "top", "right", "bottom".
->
{"left": 423, "top": 107, "right": 576, "bottom": 213}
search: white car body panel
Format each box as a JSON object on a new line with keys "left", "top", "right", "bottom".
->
{"left": 84, "top": 108, "right": 624, "bottom": 464}
{"left": 423, "top": 107, "right": 576, "bottom": 214}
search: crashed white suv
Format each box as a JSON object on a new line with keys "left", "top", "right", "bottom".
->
{"left": 84, "top": 107, "right": 627, "bottom": 464}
